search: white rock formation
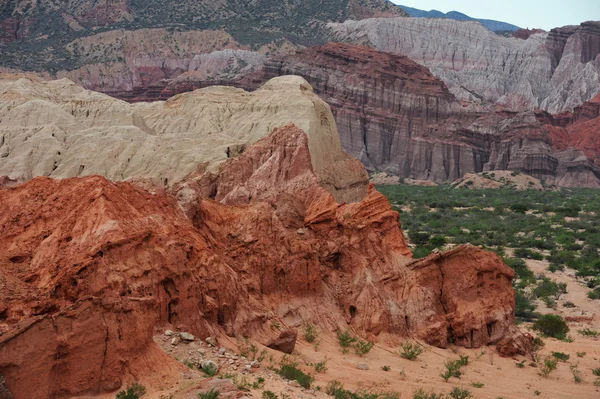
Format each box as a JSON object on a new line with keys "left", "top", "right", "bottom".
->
{"left": 0, "top": 74, "right": 367, "bottom": 201}
{"left": 327, "top": 18, "right": 600, "bottom": 113}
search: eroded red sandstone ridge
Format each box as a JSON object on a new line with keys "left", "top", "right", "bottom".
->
{"left": 0, "top": 125, "right": 525, "bottom": 398}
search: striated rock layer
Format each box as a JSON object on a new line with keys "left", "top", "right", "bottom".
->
{"left": 238, "top": 43, "right": 600, "bottom": 187}
{"left": 0, "top": 125, "right": 524, "bottom": 398}
{"left": 327, "top": 18, "right": 600, "bottom": 113}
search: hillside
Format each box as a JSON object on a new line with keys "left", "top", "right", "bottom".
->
{"left": 0, "top": 0, "right": 406, "bottom": 71}
{"left": 399, "top": 5, "right": 521, "bottom": 32}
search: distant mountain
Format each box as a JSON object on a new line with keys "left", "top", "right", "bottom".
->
{"left": 399, "top": 5, "right": 520, "bottom": 32}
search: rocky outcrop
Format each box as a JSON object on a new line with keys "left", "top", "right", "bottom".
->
{"left": 327, "top": 18, "right": 600, "bottom": 113}
{"left": 237, "top": 43, "right": 600, "bottom": 187}
{"left": 0, "top": 74, "right": 368, "bottom": 203}
{"left": 0, "top": 124, "right": 522, "bottom": 398}
{"left": 513, "top": 28, "right": 546, "bottom": 40}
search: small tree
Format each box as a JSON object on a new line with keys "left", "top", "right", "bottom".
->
{"left": 533, "top": 314, "right": 569, "bottom": 339}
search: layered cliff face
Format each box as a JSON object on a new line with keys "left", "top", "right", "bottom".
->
{"left": 0, "top": 74, "right": 368, "bottom": 202}
{"left": 328, "top": 18, "right": 600, "bottom": 113}
{"left": 0, "top": 124, "right": 524, "bottom": 398}
{"left": 237, "top": 43, "right": 600, "bottom": 187}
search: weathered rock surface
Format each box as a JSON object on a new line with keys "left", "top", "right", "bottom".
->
{"left": 267, "top": 329, "right": 297, "bottom": 354}
{"left": 0, "top": 74, "right": 368, "bottom": 202}
{"left": 0, "top": 124, "right": 522, "bottom": 398}
{"left": 452, "top": 171, "right": 547, "bottom": 190}
{"left": 238, "top": 43, "right": 600, "bottom": 187}
{"left": 328, "top": 18, "right": 600, "bottom": 113}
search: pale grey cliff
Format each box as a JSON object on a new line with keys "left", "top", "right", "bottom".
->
{"left": 328, "top": 18, "right": 600, "bottom": 113}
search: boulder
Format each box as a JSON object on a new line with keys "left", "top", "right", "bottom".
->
{"left": 267, "top": 329, "right": 298, "bottom": 354}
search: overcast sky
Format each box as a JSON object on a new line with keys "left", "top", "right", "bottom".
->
{"left": 391, "top": 0, "right": 600, "bottom": 30}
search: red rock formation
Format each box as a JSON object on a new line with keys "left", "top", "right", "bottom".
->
{"left": 539, "top": 93, "right": 600, "bottom": 172}
{"left": 513, "top": 28, "right": 545, "bottom": 40}
{"left": 0, "top": 125, "right": 523, "bottom": 398}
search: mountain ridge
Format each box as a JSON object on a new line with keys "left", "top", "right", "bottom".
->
{"left": 399, "top": 4, "right": 521, "bottom": 32}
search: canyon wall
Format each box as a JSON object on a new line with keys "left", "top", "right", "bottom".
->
{"left": 238, "top": 43, "right": 600, "bottom": 187}
{"left": 328, "top": 19, "right": 600, "bottom": 113}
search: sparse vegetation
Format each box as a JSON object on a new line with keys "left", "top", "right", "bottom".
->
{"left": 471, "top": 382, "right": 484, "bottom": 388}
{"left": 592, "top": 368, "right": 600, "bottom": 376}
{"left": 538, "top": 356, "right": 559, "bottom": 377}
{"left": 449, "top": 387, "right": 473, "bottom": 399}
{"left": 413, "top": 389, "right": 445, "bottom": 399}
{"left": 278, "top": 358, "right": 314, "bottom": 389}
{"left": 441, "top": 358, "right": 467, "bottom": 382}
{"left": 337, "top": 330, "right": 358, "bottom": 354}
{"left": 202, "top": 362, "right": 219, "bottom": 377}
{"left": 198, "top": 389, "right": 220, "bottom": 399}
{"left": 578, "top": 328, "right": 599, "bottom": 337}
{"left": 326, "top": 380, "right": 401, "bottom": 399}
{"left": 399, "top": 341, "right": 424, "bottom": 360}
{"left": 314, "top": 360, "right": 328, "bottom": 373}
{"left": 354, "top": 340, "right": 374, "bottom": 357}
{"left": 116, "top": 384, "right": 146, "bottom": 399}
{"left": 533, "top": 314, "right": 569, "bottom": 339}
{"left": 551, "top": 351, "right": 570, "bottom": 362}
{"left": 304, "top": 322, "right": 319, "bottom": 343}
{"left": 262, "top": 391, "right": 278, "bottom": 399}
{"left": 381, "top": 365, "right": 391, "bottom": 371}
{"left": 570, "top": 363, "right": 583, "bottom": 383}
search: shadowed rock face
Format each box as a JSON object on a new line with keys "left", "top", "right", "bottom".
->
{"left": 0, "top": 125, "right": 523, "bottom": 398}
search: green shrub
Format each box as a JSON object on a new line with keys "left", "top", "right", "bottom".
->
{"left": 116, "top": 384, "right": 146, "bottom": 399}
{"left": 539, "top": 356, "right": 558, "bottom": 377}
{"left": 570, "top": 363, "right": 583, "bottom": 383}
{"left": 515, "top": 289, "right": 537, "bottom": 320}
{"left": 592, "top": 368, "right": 600, "bottom": 377}
{"left": 430, "top": 235, "right": 447, "bottom": 248}
{"left": 314, "top": 360, "right": 327, "bottom": 373}
{"left": 278, "top": 360, "right": 314, "bottom": 389}
{"left": 588, "top": 287, "right": 600, "bottom": 300}
{"left": 510, "top": 204, "right": 529, "bottom": 214}
{"left": 579, "top": 328, "right": 599, "bottom": 337}
{"left": 337, "top": 330, "right": 357, "bottom": 354}
{"left": 354, "top": 340, "right": 374, "bottom": 357}
{"left": 449, "top": 387, "right": 472, "bottom": 398}
{"left": 381, "top": 365, "right": 391, "bottom": 371}
{"left": 533, "top": 278, "right": 567, "bottom": 300}
{"left": 202, "top": 362, "right": 219, "bottom": 377}
{"left": 198, "top": 389, "right": 220, "bottom": 399}
{"left": 551, "top": 352, "right": 570, "bottom": 362}
{"left": 262, "top": 391, "right": 277, "bottom": 399}
{"left": 409, "top": 231, "right": 430, "bottom": 246}
{"left": 303, "top": 322, "right": 319, "bottom": 343}
{"left": 252, "top": 377, "right": 265, "bottom": 389}
{"left": 441, "top": 359, "right": 465, "bottom": 382}
{"left": 399, "top": 342, "right": 424, "bottom": 360}
{"left": 533, "top": 314, "right": 569, "bottom": 339}
{"left": 563, "top": 301, "right": 576, "bottom": 308}
{"left": 413, "top": 389, "right": 445, "bottom": 399}
{"left": 413, "top": 246, "right": 432, "bottom": 259}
